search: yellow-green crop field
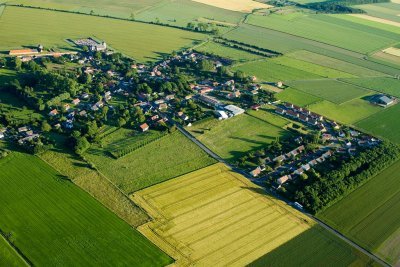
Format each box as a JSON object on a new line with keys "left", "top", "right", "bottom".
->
{"left": 133, "top": 163, "right": 375, "bottom": 266}
{"left": 0, "top": 6, "right": 204, "bottom": 62}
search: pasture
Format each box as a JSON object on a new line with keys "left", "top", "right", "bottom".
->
{"left": 287, "top": 50, "right": 386, "bottom": 77}
{"left": 246, "top": 106, "right": 290, "bottom": 128}
{"left": 308, "top": 98, "right": 381, "bottom": 125}
{"left": 355, "top": 104, "right": 400, "bottom": 143}
{"left": 85, "top": 131, "right": 216, "bottom": 194}
{"left": 355, "top": 2, "right": 400, "bottom": 24}
{"left": 0, "top": 152, "right": 172, "bottom": 266}
{"left": 232, "top": 60, "right": 320, "bottom": 82}
{"left": 133, "top": 163, "right": 377, "bottom": 266}
{"left": 340, "top": 77, "right": 400, "bottom": 97}
{"left": 0, "top": 68, "right": 16, "bottom": 85}
{"left": 187, "top": 115, "right": 291, "bottom": 160}
{"left": 196, "top": 41, "right": 263, "bottom": 62}
{"left": 246, "top": 13, "right": 400, "bottom": 54}
{"left": 0, "top": 91, "right": 43, "bottom": 124}
{"left": 276, "top": 88, "right": 322, "bottom": 107}
{"left": 318, "top": 159, "right": 400, "bottom": 265}
{"left": 0, "top": 6, "right": 204, "bottom": 62}
{"left": 0, "top": 235, "right": 27, "bottom": 267}
{"left": 286, "top": 79, "right": 370, "bottom": 104}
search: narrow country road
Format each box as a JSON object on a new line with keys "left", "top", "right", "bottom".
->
{"left": 176, "top": 124, "right": 391, "bottom": 267}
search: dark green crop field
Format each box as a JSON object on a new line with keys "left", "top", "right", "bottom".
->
{"left": 0, "top": 152, "right": 172, "bottom": 266}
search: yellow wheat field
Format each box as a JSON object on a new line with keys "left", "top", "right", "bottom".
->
{"left": 133, "top": 163, "right": 314, "bottom": 266}
{"left": 191, "top": 0, "right": 272, "bottom": 13}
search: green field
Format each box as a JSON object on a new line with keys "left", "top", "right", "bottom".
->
{"left": 0, "top": 152, "right": 172, "bottom": 266}
{"left": 246, "top": 106, "right": 290, "bottom": 128}
{"left": 187, "top": 115, "right": 290, "bottom": 160}
{"left": 0, "top": 6, "right": 204, "bottom": 62}
{"left": 355, "top": 104, "right": 400, "bottom": 143}
{"left": 286, "top": 79, "right": 370, "bottom": 104}
{"left": 308, "top": 98, "right": 381, "bottom": 124}
{"left": 8, "top": 0, "right": 164, "bottom": 18}
{"left": 319, "top": 159, "right": 400, "bottom": 265}
{"left": 340, "top": 77, "right": 400, "bottom": 97}
{"left": 271, "top": 56, "right": 356, "bottom": 79}
{"left": 85, "top": 131, "right": 216, "bottom": 194}
{"left": 0, "top": 68, "right": 17, "bottom": 84}
{"left": 0, "top": 235, "right": 27, "bottom": 267}
{"left": 196, "top": 41, "right": 263, "bottom": 62}
{"left": 287, "top": 50, "right": 385, "bottom": 77}
{"left": 249, "top": 225, "right": 377, "bottom": 267}
{"left": 276, "top": 88, "right": 322, "bottom": 107}
{"left": 356, "top": 2, "right": 400, "bottom": 24}
{"left": 246, "top": 13, "right": 400, "bottom": 54}
{"left": 232, "top": 60, "right": 320, "bottom": 82}
{"left": 135, "top": 0, "right": 243, "bottom": 27}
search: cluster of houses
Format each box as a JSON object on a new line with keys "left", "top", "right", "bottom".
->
{"left": 15, "top": 126, "right": 40, "bottom": 145}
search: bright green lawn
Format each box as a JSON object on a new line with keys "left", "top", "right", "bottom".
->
{"left": 0, "top": 235, "right": 27, "bottom": 267}
{"left": 276, "top": 88, "right": 322, "bottom": 107}
{"left": 0, "top": 6, "right": 204, "bottom": 62}
{"left": 246, "top": 13, "right": 400, "bottom": 54}
{"left": 85, "top": 131, "right": 216, "bottom": 194}
{"left": 308, "top": 98, "right": 381, "bottom": 124}
{"left": 286, "top": 79, "right": 370, "bottom": 104}
{"left": 318, "top": 159, "right": 400, "bottom": 265}
{"left": 196, "top": 41, "right": 263, "bottom": 62}
{"left": 340, "top": 77, "right": 400, "bottom": 97}
{"left": 355, "top": 104, "right": 400, "bottom": 143}
{"left": 232, "top": 60, "right": 320, "bottom": 82}
{"left": 187, "top": 114, "right": 291, "bottom": 161}
{"left": 287, "top": 50, "right": 386, "bottom": 77}
{"left": 249, "top": 225, "right": 378, "bottom": 267}
{"left": 271, "top": 56, "right": 356, "bottom": 79}
{"left": 0, "top": 152, "right": 172, "bottom": 266}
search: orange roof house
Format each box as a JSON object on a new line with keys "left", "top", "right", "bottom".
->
{"left": 9, "top": 49, "right": 39, "bottom": 56}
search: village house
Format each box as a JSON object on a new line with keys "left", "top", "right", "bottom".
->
{"left": 139, "top": 123, "right": 149, "bottom": 132}
{"left": 72, "top": 98, "right": 80, "bottom": 105}
{"left": 158, "top": 103, "right": 168, "bottom": 110}
{"left": 215, "top": 110, "right": 229, "bottom": 120}
{"left": 198, "top": 95, "right": 221, "bottom": 107}
{"left": 276, "top": 175, "right": 291, "bottom": 186}
{"left": 251, "top": 104, "right": 261, "bottom": 111}
{"left": 250, "top": 166, "right": 262, "bottom": 177}
{"left": 49, "top": 109, "right": 58, "bottom": 116}
{"left": 9, "top": 49, "right": 39, "bottom": 56}
{"left": 275, "top": 108, "right": 286, "bottom": 115}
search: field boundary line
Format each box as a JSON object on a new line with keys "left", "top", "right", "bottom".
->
{"left": 0, "top": 229, "right": 32, "bottom": 266}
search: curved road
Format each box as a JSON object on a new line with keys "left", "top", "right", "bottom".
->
{"left": 176, "top": 124, "right": 391, "bottom": 267}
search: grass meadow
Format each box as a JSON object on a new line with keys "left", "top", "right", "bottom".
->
{"left": 85, "top": 131, "right": 216, "bottom": 194}
{"left": 355, "top": 103, "right": 400, "bottom": 143}
{"left": 0, "top": 6, "right": 204, "bottom": 62}
{"left": 287, "top": 50, "right": 386, "bottom": 77}
{"left": 318, "top": 159, "right": 400, "bottom": 265}
{"left": 134, "top": 163, "right": 377, "bottom": 267}
{"left": 232, "top": 60, "right": 320, "bottom": 82}
{"left": 246, "top": 106, "right": 290, "bottom": 128}
{"left": 276, "top": 88, "right": 322, "bottom": 107}
{"left": 0, "top": 152, "right": 172, "bottom": 266}
{"left": 286, "top": 79, "right": 370, "bottom": 104}
{"left": 0, "top": 235, "right": 27, "bottom": 267}
{"left": 308, "top": 98, "right": 381, "bottom": 124}
{"left": 187, "top": 115, "right": 291, "bottom": 161}
{"left": 246, "top": 13, "right": 400, "bottom": 54}
{"left": 340, "top": 77, "right": 400, "bottom": 97}
{"left": 0, "top": 91, "right": 43, "bottom": 124}
{"left": 355, "top": 2, "right": 400, "bottom": 24}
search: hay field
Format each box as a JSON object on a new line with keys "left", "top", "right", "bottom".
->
{"left": 191, "top": 0, "right": 272, "bottom": 13}
{"left": 133, "top": 163, "right": 313, "bottom": 266}
{"left": 187, "top": 115, "right": 291, "bottom": 161}
{"left": 349, "top": 14, "right": 400, "bottom": 29}
{"left": 319, "top": 159, "right": 400, "bottom": 265}
{"left": 383, "top": 46, "right": 400, "bottom": 57}
{"left": 0, "top": 6, "right": 204, "bottom": 62}
{"left": 0, "top": 152, "right": 172, "bottom": 266}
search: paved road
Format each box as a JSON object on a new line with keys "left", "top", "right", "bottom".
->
{"left": 177, "top": 125, "right": 391, "bottom": 267}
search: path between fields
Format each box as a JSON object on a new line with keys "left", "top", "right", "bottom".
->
{"left": 176, "top": 125, "right": 391, "bottom": 267}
